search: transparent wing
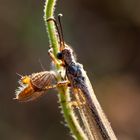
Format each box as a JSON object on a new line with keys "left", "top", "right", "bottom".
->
{"left": 71, "top": 87, "right": 103, "bottom": 140}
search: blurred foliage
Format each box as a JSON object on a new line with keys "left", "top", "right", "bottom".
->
{"left": 0, "top": 0, "right": 140, "bottom": 140}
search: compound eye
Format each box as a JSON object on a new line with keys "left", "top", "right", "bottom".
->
{"left": 57, "top": 52, "right": 63, "bottom": 60}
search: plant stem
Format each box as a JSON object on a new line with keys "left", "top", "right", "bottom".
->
{"left": 44, "top": 0, "right": 88, "bottom": 139}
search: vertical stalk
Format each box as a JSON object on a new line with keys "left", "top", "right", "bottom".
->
{"left": 44, "top": 0, "right": 88, "bottom": 139}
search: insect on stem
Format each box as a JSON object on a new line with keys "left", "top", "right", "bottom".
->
{"left": 48, "top": 15, "right": 118, "bottom": 140}
{"left": 15, "top": 12, "right": 117, "bottom": 140}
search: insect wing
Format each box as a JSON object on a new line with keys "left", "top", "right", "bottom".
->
{"left": 71, "top": 88, "right": 103, "bottom": 140}
{"left": 30, "top": 71, "right": 56, "bottom": 89}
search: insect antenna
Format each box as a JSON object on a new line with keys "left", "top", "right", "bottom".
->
{"left": 47, "top": 17, "right": 62, "bottom": 50}
{"left": 58, "top": 14, "right": 65, "bottom": 50}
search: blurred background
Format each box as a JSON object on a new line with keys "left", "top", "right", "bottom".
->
{"left": 1, "top": 0, "right": 140, "bottom": 139}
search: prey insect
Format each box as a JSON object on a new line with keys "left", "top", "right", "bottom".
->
{"left": 46, "top": 15, "right": 117, "bottom": 140}
{"left": 15, "top": 71, "right": 57, "bottom": 102}
{"left": 15, "top": 71, "right": 69, "bottom": 102}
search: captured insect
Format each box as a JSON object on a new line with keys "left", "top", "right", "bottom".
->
{"left": 46, "top": 15, "right": 117, "bottom": 140}
{"left": 15, "top": 71, "right": 57, "bottom": 102}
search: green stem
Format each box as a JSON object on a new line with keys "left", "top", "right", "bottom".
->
{"left": 44, "top": 0, "right": 87, "bottom": 139}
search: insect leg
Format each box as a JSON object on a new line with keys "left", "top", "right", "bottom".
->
{"left": 43, "top": 80, "right": 70, "bottom": 91}
{"left": 48, "top": 48, "right": 65, "bottom": 67}
{"left": 48, "top": 48, "right": 60, "bottom": 65}
{"left": 68, "top": 100, "right": 85, "bottom": 109}
{"left": 67, "top": 88, "right": 86, "bottom": 109}
{"left": 57, "top": 80, "right": 70, "bottom": 87}
{"left": 74, "top": 88, "right": 86, "bottom": 106}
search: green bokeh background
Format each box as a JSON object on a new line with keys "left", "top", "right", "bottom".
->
{"left": 1, "top": 0, "right": 140, "bottom": 140}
